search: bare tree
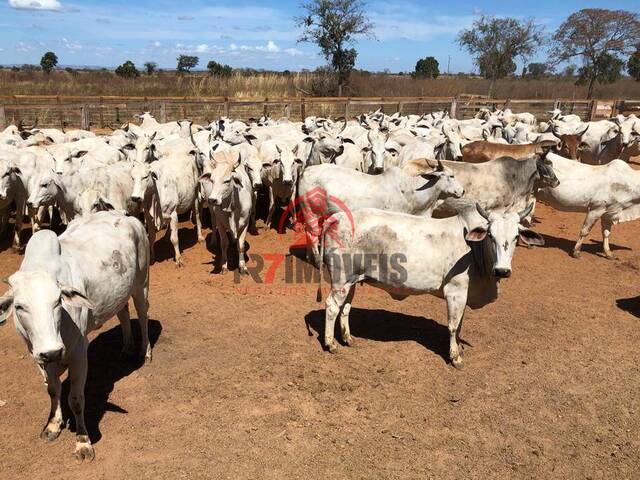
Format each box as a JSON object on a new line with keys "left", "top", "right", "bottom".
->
{"left": 296, "top": 0, "right": 375, "bottom": 96}
{"left": 551, "top": 9, "right": 640, "bottom": 98}
{"left": 458, "top": 16, "right": 544, "bottom": 98}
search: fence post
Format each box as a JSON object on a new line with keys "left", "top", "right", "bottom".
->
{"left": 80, "top": 105, "right": 89, "bottom": 130}
{"left": 160, "top": 102, "right": 167, "bottom": 123}
{"left": 99, "top": 97, "right": 105, "bottom": 129}
{"left": 344, "top": 98, "right": 350, "bottom": 119}
{"left": 181, "top": 105, "right": 187, "bottom": 119}
{"left": 611, "top": 100, "right": 620, "bottom": 118}
{"left": 450, "top": 97, "right": 458, "bottom": 119}
{"left": 263, "top": 97, "right": 269, "bottom": 117}
{"left": 589, "top": 100, "right": 598, "bottom": 121}
{"left": 398, "top": 102, "right": 403, "bottom": 115}
{"left": 0, "top": 104, "right": 5, "bottom": 130}
{"left": 300, "top": 98, "right": 306, "bottom": 121}
{"left": 284, "top": 103, "right": 290, "bottom": 119}
{"left": 223, "top": 97, "right": 229, "bottom": 117}
{"left": 553, "top": 99, "right": 560, "bottom": 111}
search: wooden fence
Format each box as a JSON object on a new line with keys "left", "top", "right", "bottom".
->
{"left": 0, "top": 95, "right": 636, "bottom": 130}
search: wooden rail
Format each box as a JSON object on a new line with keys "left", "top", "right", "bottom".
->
{"left": 0, "top": 95, "right": 635, "bottom": 130}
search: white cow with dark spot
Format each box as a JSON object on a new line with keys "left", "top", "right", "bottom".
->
{"left": 0, "top": 211, "right": 151, "bottom": 462}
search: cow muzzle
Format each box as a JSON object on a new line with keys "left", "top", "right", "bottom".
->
{"left": 493, "top": 268, "right": 512, "bottom": 279}
{"left": 36, "top": 347, "right": 64, "bottom": 364}
{"left": 131, "top": 195, "right": 143, "bottom": 204}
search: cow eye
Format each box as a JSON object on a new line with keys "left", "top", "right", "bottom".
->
{"left": 14, "top": 304, "right": 25, "bottom": 312}
{"left": 223, "top": 179, "right": 232, "bottom": 184}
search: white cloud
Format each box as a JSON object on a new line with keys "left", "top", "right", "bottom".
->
{"left": 284, "top": 48, "right": 303, "bottom": 57}
{"left": 153, "top": 41, "right": 161, "bottom": 48}
{"left": 174, "top": 43, "right": 225, "bottom": 55}
{"left": 8, "top": 0, "right": 62, "bottom": 11}
{"left": 15, "top": 41, "right": 32, "bottom": 53}
{"left": 62, "top": 37, "right": 82, "bottom": 50}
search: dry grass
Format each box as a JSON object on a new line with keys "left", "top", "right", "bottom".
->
{"left": 0, "top": 69, "right": 637, "bottom": 100}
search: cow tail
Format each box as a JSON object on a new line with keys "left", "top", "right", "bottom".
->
{"left": 315, "top": 218, "right": 329, "bottom": 303}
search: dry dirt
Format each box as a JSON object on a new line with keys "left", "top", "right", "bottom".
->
{"left": 0, "top": 201, "right": 639, "bottom": 480}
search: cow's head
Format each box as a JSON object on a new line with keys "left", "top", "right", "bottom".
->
{"left": 554, "top": 124, "right": 589, "bottom": 160}
{"left": 416, "top": 159, "right": 465, "bottom": 199}
{"left": 0, "top": 161, "right": 21, "bottom": 201}
{"left": 200, "top": 150, "right": 243, "bottom": 207}
{"left": 362, "top": 130, "right": 388, "bottom": 174}
{"left": 534, "top": 153, "right": 560, "bottom": 188}
{"left": 270, "top": 143, "right": 296, "bottom": 185}
{"left": 130, "top": 161, "right": 157, "bottom": 204}
{"left": 0, "top": 268, "right": 92, "bottom": 364}
{"left": 27, "top": 171, "right": 65, "bottom": 209}
{"left": 468, "top": 203, "right": 544, "bottom": 279}
{"left": 54, "top": 148, "right": 88, "bottom": 175}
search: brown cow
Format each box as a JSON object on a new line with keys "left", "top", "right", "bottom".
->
{"left": 552, "top": 124, "right": 589, "bottom": 160}
{"left": 461, "top": 139, "right": 557, "bottom": 164}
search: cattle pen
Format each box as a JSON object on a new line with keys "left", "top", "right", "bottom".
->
{"left": 1, "top": 94, "right": 639, "bottom": 130}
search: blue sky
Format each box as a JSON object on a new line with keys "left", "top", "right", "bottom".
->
{"left": 0, "top": 1, "right": 637, "bottom": 72}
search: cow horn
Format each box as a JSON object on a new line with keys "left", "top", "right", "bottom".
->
{"left": 518, "top": 203, "right": 534, "bottom": 222}
{"left": 436, "top": 158, "right": 445, "bottom": 171}
{"left": 476, "top": 203, "right": 490, "bottom": 221}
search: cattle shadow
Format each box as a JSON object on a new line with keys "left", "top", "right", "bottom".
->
{"left": 616, "top": 296, "right": 640, "bottom": 318}
{"left": 203, "top": 232, "right": 253, "bottom": 274}
{"left": 152, "top": 226, "right": 200, "bottom": 263}
{"left": 61, "top": 319, "right": 162, "bottom": 444}
{"left": 541, "top": 232, "right": 631, "bottom": 257}
{"left": 305, "top": 308, "right": 458, "bottom": 364}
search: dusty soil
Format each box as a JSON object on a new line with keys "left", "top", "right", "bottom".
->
{"left": 0, "top": 201, "right": 639, "bottom": 480}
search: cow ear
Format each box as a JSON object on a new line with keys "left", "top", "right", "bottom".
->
{"left": 0, "top": 293, "right": 14, "bottom": 325}
{"left": 95, "top": 198, "right": 115, "bottom": 212}
{"left": 9, "top": 165, "right": 22, "bottom": 176}
{"left": 60, "top": 286, "right": 93, "bottom": 309}
{"left": 121, "top": 143, "right": 135, "bottom": 151}
{"left": 518, "top": 226, "right": 545, "bottom": 246}
{"left": 150, "top": 171, "right": 158, "bottom": 181}
{"left": 232, "top": 174, "right": 243, "bottom": 187}
{"left": 199, "top": 172, "right": 211, "bottom": 181}
{"left": 465, "top": 227, "right": 487, "bottom": 242}
{"left": 74, "top": 150, "right": 89, "bottom": 158}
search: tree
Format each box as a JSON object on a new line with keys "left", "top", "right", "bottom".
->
{"left": 576, "top": 52, "right": 623, "bottom": 88}
{"left": 177, "top": 55, "right": 198, "bottom": 73}
{"left": 413, "top": 56, "right": 439, "bottom": 78}
{"left": 526, "top": 62, "right": 552, "bottom": 79}
{"left": 115, "top": 60, "right": 139, "bottom": 78}
{"left": 207, "top": 60, "right": 232, "bottom": 77}
{"left": 458, "top": 16, "right": 545, "bottom": 97}
{"left": 40, "top": 51, "right": 58, "bottom": 74}
{"left": 144, "top": 62, "right": 157, "bottom": 75}
{"left": 551, "top": 9, "right": 640, "bottom": 98}
{"left": 296, "top": 0, "right": 375, "bottom": 96}
{"left": 629, "top": 45, "right": 640, "bottom": 81}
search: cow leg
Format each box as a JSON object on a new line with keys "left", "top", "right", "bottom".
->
{"left": 572, "top": 210, "right": 601, "bottom": 258}
{"left": 444, "top": 282, "right": 468, "bottom": 369}
{"left": 132, "top": 286, "right": 152, "bottom": 362}
{"left": 68, "top": 353, "right": 94, "bottom": 462}
{"left": 169, "top": 211, "right": 183, "bottom": 267}
{"left": 265, "top": 188, "right": 276, "bottom": 229}
{"left": 40, "top": 365, "right": 64, "bottom": 442}
{"left": 237, "top": 225, "right": 249, "bottom": 275}
{"left": 33, "top": 206, "right": 46, "bottom": 233}
{"left": 116, "top": 305, "right": 134, "bottom": 356}
{"left": 194, "top": 199, "right": 205, "bottom": 243}
{"left": 214, "top": 211, "right": 230, "bottom": 274}
{"left": 144, "top": 211, "right": 157, "bottom": 263}
{"left": 324, "top": 284, "right": 351, "bottom": 353}
{"left": 601, "top": 217, "right": 614, "bottom": 259}
{"left": 249, "top": 191, "right": 258, "bottom": 235}
{"left": 339, "top": 284, "right": 356, "bottom": 346}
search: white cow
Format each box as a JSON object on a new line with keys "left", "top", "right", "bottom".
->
{"left": 538, "top": 152, "right": 640, "bottom": 258}
{"left": 316, "top": 203, "right": 543, "bottom": 367}
{"left": 0, "top": 211, "right": 151, "bottom": 462}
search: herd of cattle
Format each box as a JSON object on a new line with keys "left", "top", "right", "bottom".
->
{"left": 0, "top": 106, "right": 639, "bottom": 461}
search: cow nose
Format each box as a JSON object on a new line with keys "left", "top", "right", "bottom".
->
{"left": 374, "top": 167, "right": 384, "bottom": 174}
{"left": 208, "top": 197, "right": 220, "bottom": 206}
{"left": 27, "top": 201, "right": 35, "bottom": 208}
{"left": 458, "top": 189, "right": 465, "bottom": 197}
{"left": 131, "top": 195, "right": 142, "bottom": 203}
{"left": 494, "top": 268, "right": 512, "bottom": 278}
{"left": 38, "top": 348, "right": 63, "bottom": 363}
{"left": 55, "top": 170, "right": 63, "bottom": 175}
{"left": 283, "top": 179, "right": 293, "bottom": 185}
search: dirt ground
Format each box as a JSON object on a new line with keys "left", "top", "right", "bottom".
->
{"left": 0, "top": 200, "right": 639, "bottom": 480}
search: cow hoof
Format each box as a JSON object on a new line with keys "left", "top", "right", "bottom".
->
{"left": 40, "top": 426, "right": 62, "bottom": 442}
{"left": 175, "top": 259, "right": 184, "bottom": 268}
{"left": 220, "top": 266, "right": 228, "bottom": 275}
{"left": 74, "top": 437, "right": 95, "bottom": 462}
{"left": 325, "top": 341, "right": 339, "bottom": 353}
{"left": 571, "top": 250, "right": 581, "bottom": 259}
{"left": 197, "top": 236, "right": 205, "bottom": 244}
{"left": 604, "top": 252, "right": 615, "bottom": 260}
{"left": 343, "top": 335, "right": 355, "bottom": 347}
{"left": 143, "top": 347, "right": 153, "bottom": 363}
{"left": 239, "top": 266, "right": 249, "bottom": 275}
{"left": 451, "top": 356, "right": 464, "bottom": 369}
